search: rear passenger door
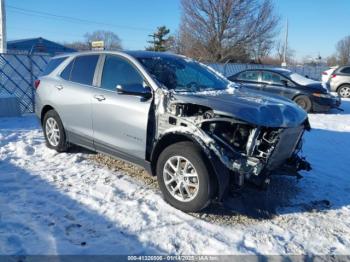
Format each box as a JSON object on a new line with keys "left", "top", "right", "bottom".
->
{"left": 235, "top": 70, "right": 262, "bottom": 91}
{"left": 55, "top": 54, "right": 100, "bottom": 149}
{"left": 92, "top": 54, "right": 152, "bottom": 160}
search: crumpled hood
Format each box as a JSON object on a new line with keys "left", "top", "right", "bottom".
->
{"left": 305, "top": 82, "right": 329, "bottom": 93}
{"left": 171, "top": 89, "right": 308, "bottom": 128}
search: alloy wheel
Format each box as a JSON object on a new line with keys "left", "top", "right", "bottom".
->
{"left": 45, "top": 117, "right": 60, "bottom": 147}
{"left": 163, "top": 156, "right": 200, "bottom": 202}
{"left": 339, "top": 86, "right": 350, "bottom": 98}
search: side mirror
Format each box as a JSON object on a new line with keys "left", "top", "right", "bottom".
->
{"left": 116, "top": 84, "right": 152, "bottom": 99}
{"left": 281, "top": 79, "right": 289, "bottom": 86}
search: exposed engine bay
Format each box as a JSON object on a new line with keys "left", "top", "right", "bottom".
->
{"left": 150, "top": 88, "right": 311, "bottom": 197}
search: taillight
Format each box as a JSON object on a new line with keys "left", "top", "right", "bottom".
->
{"left": 34, "top": 79, "right": 40, "bottom": 89}
{"left": 322, "top": 71, "right": 328, "bottom": 75}
{"left": 331, "top": 74, "right": 337, "bottom": 78}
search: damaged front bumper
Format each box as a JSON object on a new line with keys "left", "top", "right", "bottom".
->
{"left": 201, "top": 119, "right": 312, "bottom": 191}
{"left": 152, "top": 89, "right": 312, "bottom": 200}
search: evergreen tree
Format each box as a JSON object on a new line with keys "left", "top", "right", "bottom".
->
{"left": 146, "top": 26, "right": 171, "bottom": 52}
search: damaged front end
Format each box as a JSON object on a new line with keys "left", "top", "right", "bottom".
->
{"left": 151, "top": 88, "right": 311, "bottom": 200}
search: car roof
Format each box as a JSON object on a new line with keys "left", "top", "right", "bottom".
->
{"left": 52, "top": 50, "right": 182, "bottom": 60}
{"left": 124, "top": 50, "right": 182, "bottom": 59}
{"left": 239, "top": 68, "right": 292, "bottom": 74}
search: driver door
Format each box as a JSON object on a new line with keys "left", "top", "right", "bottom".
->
{"left": 92, "top": 54, "right": 152, "bottom": 160}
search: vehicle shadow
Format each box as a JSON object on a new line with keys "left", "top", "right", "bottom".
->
{"left": 321, "top": 98, "right": 350, "bottom": 115}
{"left": 68, "top": 144, "right": 97, "bottom": 155}
{"left": 201, "top": 176, "right": 301, "bottom": 220}
{"left": 0, "top": 160, "right": 163, "bottom": 255}
{"left": 201, "top": 127, "right": 350, "bottom": 220}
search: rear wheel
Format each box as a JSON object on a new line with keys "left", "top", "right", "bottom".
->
{"left": 43, "top": 110, "right": 68, "bottom": 152}
{"left": 293, "top": 95, "right": 312, "bottom": 113}
{"left": 156, "top": 142, "right": 213, "bottom": 212}
{"left": 338, "top": 85, "right": 350, "bottom": 98}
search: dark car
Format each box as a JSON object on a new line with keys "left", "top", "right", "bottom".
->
{"left": 228, "top": 68, "right": 341, "bottom": 113}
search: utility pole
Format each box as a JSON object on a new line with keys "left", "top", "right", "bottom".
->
{"left": 282, "top": 19, "right": 288, "bottom": 67}
{"left": 148, "top": 33, "right": 156, "bottom": 51}
{"left": 0, "top": 0, "right": 6, "bottom": 54}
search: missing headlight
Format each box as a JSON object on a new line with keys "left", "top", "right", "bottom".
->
{"left": 205, "top": 121, "right": 252, "bottom": 153}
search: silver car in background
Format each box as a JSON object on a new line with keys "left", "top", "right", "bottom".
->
{"left": 35, "top": 51, "right": 311, "bottom": 212}
{"left": 327, "top": 65, "right": 350, "bottom": 98}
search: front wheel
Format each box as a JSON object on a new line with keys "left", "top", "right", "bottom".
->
{"left": 293, "top": 95, "right": 312, "bottom": 113}
{"left": 156, "top": 142, "right": 214, "bottom": 212}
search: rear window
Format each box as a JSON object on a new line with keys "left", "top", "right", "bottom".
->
{"left": 61, "top": 60, "right": 74, "bottom": 81}
{"left": 340, "top": 67, "right": 350, "bottom": 74}
{"left": 237, "top": 71, "right": 260, "bottom": 82}
{"left": 60, "top": 55, "right": 99, "bottom": 86}
{"left": 71, "top": 55, "right": 99, "bottom": 85}
{"left": 42, "top": 57, "right": 67, "bottom": 76}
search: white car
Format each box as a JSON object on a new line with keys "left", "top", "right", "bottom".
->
{"left": 322, "top": 66, "right": 338, "bottom": 83}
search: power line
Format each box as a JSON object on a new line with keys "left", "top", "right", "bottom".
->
{"left": 6, "top": 5, "right": 154, "bottom": 32}
{"left": 7, "top": 9, "right": 94, "bottom": 26}
{"left": 7, "top": 26, "right": 87, "bottom": 39}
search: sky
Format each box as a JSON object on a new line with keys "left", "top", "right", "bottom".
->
{"left": 4, "top": 0, "right": 350, "bottom": 60}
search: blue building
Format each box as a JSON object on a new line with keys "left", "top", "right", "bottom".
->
{"left": 7, "top": 37, "right": 76, "bottom": 56}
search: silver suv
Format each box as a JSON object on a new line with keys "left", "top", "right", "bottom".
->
{"left": 35, "top": 51, "right": 311, "bottom": 212}
{"left": 328, "top": 66, "right": 350, "bottom": 98}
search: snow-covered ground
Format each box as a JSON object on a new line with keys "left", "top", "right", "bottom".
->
{"left": 0, "top": 100, "right": 350, "bottom": 255}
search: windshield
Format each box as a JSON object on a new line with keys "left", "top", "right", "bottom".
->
{"left": 289, "top": 73, "right": 319, "bottom": 85}
{"left": 136, "top": 55, "right": 230, "bottom": 92}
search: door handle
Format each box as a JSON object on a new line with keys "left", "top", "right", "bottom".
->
{"left": 94, "top": 95, "right": 106, "bottom": 102}
{"left": 55, "top": 85, "right": 64, "bottom": 91}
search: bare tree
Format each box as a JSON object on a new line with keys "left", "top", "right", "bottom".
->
{"left": 178, "top": 0, "right": 279, "bottom": 62}
{"left": 84, "top": 30, "right": 122, "bottom": 50}
{"left": 259, "top": 55, "right": 282, "bottom": 65}
{"left": 63, "top": 41, "right": 90, "bottom": 51}
{"left": 326, "top": 54, "right": 338, "bottom": 66}
{"left": 336, "top": 36, "right": 350, "bottom": 65}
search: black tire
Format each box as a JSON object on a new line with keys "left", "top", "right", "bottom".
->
{"left": 293, "top": 95, "right": 312, "bottom": 113}
{"left": 337, "top": 85, "right": 350, "bottom": 98}
{"left": 156, "top": 141, "right": 214, "bottom": 212}
{"left": 43, "top": 110, "right": 68, "bottom": 152}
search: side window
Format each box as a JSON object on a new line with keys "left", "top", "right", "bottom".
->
{"left": 42, "top": 57, "right": 67, "bottom": 76}
{"left": 60, "top": 59, "right": 74, "bottom": 81}
{"left": 69, "top": 55, "right": 99, "bottom": 85}
{"left": 261, "top": 71, "right": 287, "bottom": 86}
{"left": 341, "top": 67, "right": 350, "bottom": 74}
{"left": 101, "top": 55, "right": 144, "bottom": 91}
{"left": 237, "top": 71, "right": 260, "bottom": 82}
